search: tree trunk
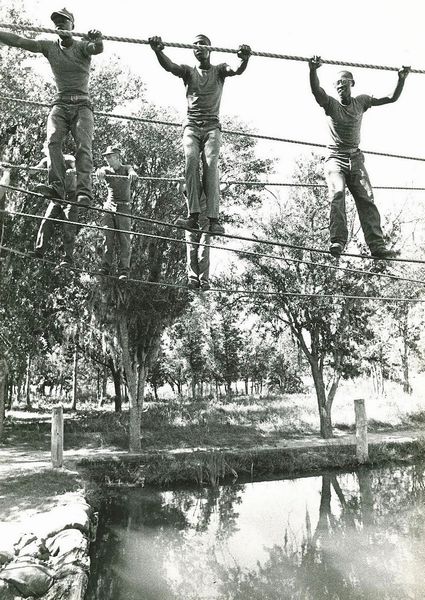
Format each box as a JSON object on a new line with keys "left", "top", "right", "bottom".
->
{"left": 98, "top": 366, "right": 107, "bottom": 408}
{"left": 244, "top": 378, "right": 248, "bottom": 395}
{"left": 25, "top": 355, "right": 31, "bottom": 408}
{"left": 0, "top": 358, "right": 8, "bottom": 441}
{"left": 401, "top": 314, "right": 412, "bottom": 394}
{"left": 191, "top": 377, "right": 196, "bottom": 401}
{"left": 310, "top": 358, "right": 333, "bottom": 438}
{"left": 71, "top": 346, "right": 78, "bottom": 410}
{"left": 118, "top": 317, "right": 141, "bottom": 452}
{"left": 109, "top": 364, "right": 122, "bottom": 413}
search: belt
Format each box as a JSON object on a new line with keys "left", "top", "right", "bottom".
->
{"left": 184, "top": 118, "right": 221, "bottom": 129}
{"left": 327, "top": 147, "right": 360, "bottom": 156}
{"left": 55, "top": 94, "right": 90, "bottom": 102}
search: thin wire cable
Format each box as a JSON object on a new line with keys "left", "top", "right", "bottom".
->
{"left": 2, "top": 95, "right": 425, "bottom": 162}
{"left": 0, "top": 22, "right": 423, "bottom": 73}
{"left": 2, "top": 244, "right": 424, "bottom": 303}
{"left": 3, "top": 161, "right": 425, "bottom": 191}
{"left": 3, "top": 182, "right": 425, "bottom": 265}
{"left": 3, "top": 205, "right": 425, "bottom": 288}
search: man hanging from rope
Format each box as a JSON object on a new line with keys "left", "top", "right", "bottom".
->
{"left": 308, "top": 57, "right": 410, "bottom": 259}
{"left": 96, "top": 145, "right": 138, "bottom": 281}
{"left": 0, "top": 8, "right": 103, "bottom": 208}
{"left": 149, "top": 34, "right": 251, "bottom": 235}
{"left": 32, "top": 144, "right": 78, "bottom": 267}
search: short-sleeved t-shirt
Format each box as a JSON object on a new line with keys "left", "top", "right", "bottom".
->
{"left": 320, "top": 93, "right": 373, "bottom": 151}
{"left": 100, "top": 165, "right": 132, "bottom": 203}
{"left": 39, "top": 39, "right": 92, "bottom": 96}
{"left": 178, "top": 64, "right": 228, "bottom": 124}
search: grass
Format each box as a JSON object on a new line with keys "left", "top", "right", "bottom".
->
{"left": 4, "top": 376, "right": 425, "bottom": 453}
{"left": 1, "top": 377, "right": 425, "bottom": 493}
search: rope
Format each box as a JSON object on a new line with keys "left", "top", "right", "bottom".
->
{"left": 0, "top": 23, "right": 424, "bottom": 74}
{"left": 3, "top": 183, "right": 425, "bottom": 266}
{"left": 3, "top": 162, "right": 425, "bottom": 191}
{"left": 2, "top": 244, "right": 424, "bottom": 303}
{"left": 2, "top": 95, "right": 425, "bottom": 163}
{"left": 3, "top": 205, "right": 425, "bottom": 289}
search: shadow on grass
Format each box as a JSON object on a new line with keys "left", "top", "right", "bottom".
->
{"left": 0, "top": 468, "right": 82, "bottom": 521}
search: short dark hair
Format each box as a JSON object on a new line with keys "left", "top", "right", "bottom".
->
{"left": 194, "top": 34, "right": 211, "bottom": 45}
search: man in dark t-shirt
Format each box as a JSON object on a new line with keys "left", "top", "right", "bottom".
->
{"left": 309, "top": 56, "right": 410, "bottom": 259}
{"left": 96, "top": 145, "right": 138, "bottom": 280}
{"left": 0, "top": 8, "right": 103, "bottom": 206}
{"left": 149, "top": 34, "right": 251, "bottom": 235}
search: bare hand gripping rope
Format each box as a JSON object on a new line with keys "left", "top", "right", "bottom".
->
{"left": 0, "top": 22, "right": 424, "bottom": 74}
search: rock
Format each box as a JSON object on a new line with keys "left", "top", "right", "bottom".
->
{"left": 14, "top": 534, "right": 37, "bottom": 554}
{"left": 0, "top": 549, "right": 14, "bottom": 566}
{"left": 43, "top": 569, "right": 87, "bottom": 600}
{"left": 16, "top": 538, "right": 49, "bottom": 562}
{"left": 0, "top": 523, "right": 23, "bottom": 555}
{"left": 46, "top": 529, "right": 89, "bottom": 571}
{"left": 0, "top": 580, "right": 19, "bottom": 600}
{"left": 37, "top": 502, "right": 92, "bottom": 539}
{"left": 0, "top": 560, "right": 54, "bottom": 598}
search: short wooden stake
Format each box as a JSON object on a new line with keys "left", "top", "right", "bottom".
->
{"left": 51, "top": 405, "right": 64, "bottom": 468}
{"left": 354, "top": 399, "right": 368, "bottom": 463}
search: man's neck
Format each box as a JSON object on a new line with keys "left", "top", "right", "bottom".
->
{"left": 340, "top": 96, "right": 352, "bottom": 106}
{"left": 197, "top": 59, "right": 211, "bottom": 70}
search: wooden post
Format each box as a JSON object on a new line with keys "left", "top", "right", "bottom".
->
{"left": 71, "top": 347, "right": 78, "bottom": 411}
{"left": 354, "top": 399, "right": 368, "bottom": 463}
{"left": 51, "top": 405, "right": 64, "bottom": 468}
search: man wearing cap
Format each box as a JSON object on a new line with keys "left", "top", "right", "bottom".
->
{"left": 309, "top": 57, "right": 410, "bottom": 259}
{"left": 33, "top": 149, "right": 78, "bottom": 266}
{"left": 96, "top": 146, "right": 138, "bottom": 280}
{"left": 149, "top": 34, "right": 251, "bottom": 236}
{"left": 0, "top": 9, "right": 103, "bottom": 208}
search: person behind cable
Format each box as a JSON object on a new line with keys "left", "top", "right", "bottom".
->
{"left": 178, "top": 180, "right": 211, "bottom": 291}
{"left": 96, "top": 145, "right": 138, "bottom": 281}
{"left": 309, "top": 56, "right": 410, "bottom": 259}
{"left": 149, "top": 33, "right": 251, "bottom": 236}
{"left": 33, "top": 146, "right": 78, "bottom": 267}
{"left": 0, "top": 8, "right": 103, "bottom": 208}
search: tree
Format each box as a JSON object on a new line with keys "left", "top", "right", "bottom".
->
{"left": 243, "top": 154, "right": 395, "bottom": 437}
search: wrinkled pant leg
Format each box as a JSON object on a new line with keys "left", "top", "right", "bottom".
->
{"left": 70, "top": 106, "right": 94, "bottom": 202}
{"left": 182, "top": 126, "right": 202, "bottom": 214}
{"left": 202, "top": 128, "right": 221, "bottom": 219}
{"left": 46, "top": 106, "right": 68, "bottom": 198}
{"left": 198, "top": 232, "right": 211, "bottom": 284}
{"left": 35, "top": 201, "right": 62, "bottom": 253}
{"left": 101, "top": 211, "right": 116, "bottom": 269}
{"left": 325, "top": 158, "right": 348, "bottom": 246}
{"left": 62, "top": 201, "right": 78, "bottom": 259}
{"left": 116, "top": 208, "right": 132, "bottom": 272}
{"left": 185, "top": 230, "right": 200, "bottom": 282}
{"left": 346, "top": 154, "right": 385, "bottom": 251}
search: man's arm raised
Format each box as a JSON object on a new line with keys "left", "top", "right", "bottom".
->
{"left": 84, "top": 29, "right": 103, "bottom": 55}
{"left": 309, "top": 56, "right": 328, "bottom": 106}
{"left": 222, "top": 44, "right": 251, "bottom": 77}
{"left": 0, "top": 31, "right": 44, "bottom": 53}
{"left": 370, "top": 67, "right": 410, "bottom": 106}
{"left": 149, "top": 36, "right": 186, "bottom": 77}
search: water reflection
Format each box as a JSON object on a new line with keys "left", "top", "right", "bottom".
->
{"left": 87, "top": 464, "right": 425, "bottom": 600}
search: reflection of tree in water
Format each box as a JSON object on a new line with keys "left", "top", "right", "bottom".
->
{"left": 212, "top": 466, "right": 425, "bottom": 600}
{"left": 87, "top": 466, "right": 425, "bottom": 600}
{"left": 87, "top": 484, "right": 244, "bottom": 600}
